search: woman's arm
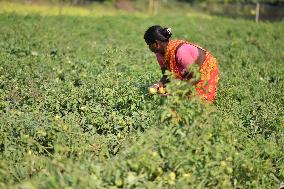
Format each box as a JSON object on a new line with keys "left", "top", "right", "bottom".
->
{"left": 158, "top": 67, "right": 170, "bottom": 87}
{"left": 177, "top": 44, "right": 201, "bottom": 85}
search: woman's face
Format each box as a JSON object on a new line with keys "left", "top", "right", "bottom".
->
{"left": 147, "top": 41, "right": 160, "bottom": 53}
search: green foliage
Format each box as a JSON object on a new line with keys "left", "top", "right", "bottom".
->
{"left": 0, "top": 11, "right": 283, "bottom": 189}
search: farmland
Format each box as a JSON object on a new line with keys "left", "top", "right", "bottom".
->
{"left": 0, "top": 3, "right": 284, "bottom": 188}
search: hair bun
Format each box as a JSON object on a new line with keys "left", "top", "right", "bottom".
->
{"left": 162, "top": 27, "right": 172, "bottom": 40}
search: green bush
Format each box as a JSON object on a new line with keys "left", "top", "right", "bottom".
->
{"left": 0, "top": 13, "right": 283, "bottom": 188}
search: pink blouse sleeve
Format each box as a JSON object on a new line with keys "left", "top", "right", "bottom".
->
{"left": 176, "top": 44, "right": 199, "bottom": 69}
{"left": 156, "top": 53, "right": 165, "bottom": 69}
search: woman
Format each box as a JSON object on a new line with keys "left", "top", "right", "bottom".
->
{"left": 144, "top": 25, "right": 219, "bottom": 102}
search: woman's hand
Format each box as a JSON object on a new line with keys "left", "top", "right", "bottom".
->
{"left": 181, "top": 69, "right": 193, "bottom": 80}
{"left": 181, "top": 68, "right": 200, "bottom": 85}
{"left": 148, "top": 82, "right": 167, "bottom": 95}
{"left": 148, "top": 83, "right": 160, "bottom": 95}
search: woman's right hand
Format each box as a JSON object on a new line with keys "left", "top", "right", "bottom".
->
{"left": 148, "top": 83, "right": 160, "bottom": 95}
{"left": 148, "top": 82, "right": 168, "bottom": 95}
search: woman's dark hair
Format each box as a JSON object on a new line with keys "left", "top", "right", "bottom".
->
{"left": 144, "top": 25, "right": 172, "bottom": 44}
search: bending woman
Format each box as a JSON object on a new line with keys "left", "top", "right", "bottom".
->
{"left": 144, "top": 25, "right": 219, "bottom": 102}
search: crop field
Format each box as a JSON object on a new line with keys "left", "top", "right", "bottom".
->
{"left": 0, "top": 4, "right": 284, "bottom": 188}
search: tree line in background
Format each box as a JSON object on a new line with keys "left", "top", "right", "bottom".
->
{"left": 108, "top": 0, "right": 282, "bottom": 5}
{"left": 23, "top": 0, "right": 283, "bottom": 5}
{"left": 178, "top": 0, "right": 282, "bottom": 4}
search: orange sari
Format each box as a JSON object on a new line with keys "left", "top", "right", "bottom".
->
{"left": 164, "top": 40, "right": 219, "bottom": 102}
